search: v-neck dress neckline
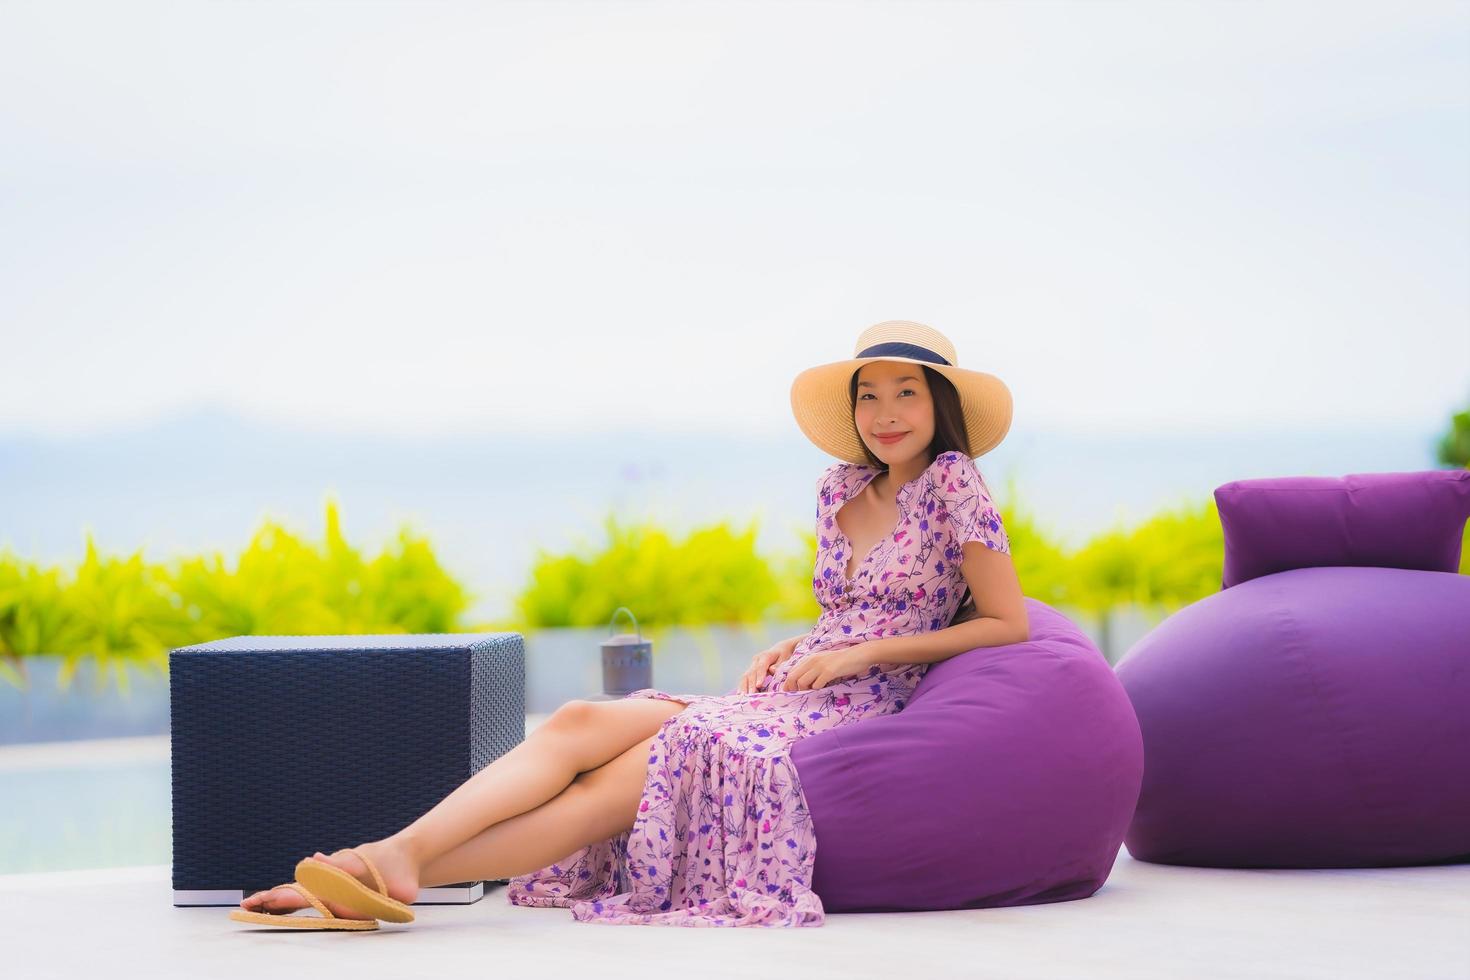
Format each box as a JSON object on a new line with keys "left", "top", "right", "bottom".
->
{"left": 832, "top": 464, "right": 927, "bottom": 586}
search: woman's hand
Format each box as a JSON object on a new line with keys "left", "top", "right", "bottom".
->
{"left": 778, "top": 642, "right": 882, "bottom": 692}
{"left": 737, "top": 640, "right": 798, "bottom": 694}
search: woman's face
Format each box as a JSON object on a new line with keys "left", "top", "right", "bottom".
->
{"left": 853, "top": 360, "right": 936, "bottom": 466}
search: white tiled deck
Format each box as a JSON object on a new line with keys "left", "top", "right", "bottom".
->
{"left": 1, "top": 725, "right": 1466, "bottom": 978}
{"left": 0, "top": 847, "right": 1465, "bottom": 979}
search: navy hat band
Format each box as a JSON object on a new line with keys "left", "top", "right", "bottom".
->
{"left": 856, "top": 341, "right": 951, "bottom": 367}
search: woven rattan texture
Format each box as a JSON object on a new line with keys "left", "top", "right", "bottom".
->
{"left": 169, "top": 633, "right": 525, "bottom": 897}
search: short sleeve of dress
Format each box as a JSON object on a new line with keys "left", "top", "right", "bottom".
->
{"left": 815, "top": 462, "right": 850, "bottom": 522}
{"left": 933, "top": 451, "right": 1011, "bottom": 559}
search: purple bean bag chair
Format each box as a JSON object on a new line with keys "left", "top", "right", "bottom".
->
{"left": 789, "top": 597, "right": 1143, "bottom": 911}
{"left": 1116, "top": 469, "right": 1470, "bottom": 868}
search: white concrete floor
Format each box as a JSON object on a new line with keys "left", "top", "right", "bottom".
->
{"left": 0, "top": 849, "right": 1465, "bottom": 980}
{"left": 4, "top": 725, "right": 1468, "bottom": 978}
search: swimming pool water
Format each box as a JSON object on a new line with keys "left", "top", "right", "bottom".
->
{"left": 0, "top": 747, "right": 172, "bottom": 875}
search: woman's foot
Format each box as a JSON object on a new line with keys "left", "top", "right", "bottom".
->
{"left": 238, "top": 880, "right": 373, "bottom": 921}
{"left": 240, "top": 838, "right": 421, "bottom": 917}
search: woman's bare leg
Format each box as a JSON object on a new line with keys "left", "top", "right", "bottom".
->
{"left": 240, "top": 696, "right": 689, "bottom": 916}
{"left": 394, "top": 697, "right": 690, "bottom": 867}
{"left": 418, "top": 729, "right": 660, "bottom": 885}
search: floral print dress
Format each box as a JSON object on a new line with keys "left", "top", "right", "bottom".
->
{"left": 506, "top": 450, "right": 1011, "bottom": 927}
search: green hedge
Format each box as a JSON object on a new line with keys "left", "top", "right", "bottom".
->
{"left": 0, "top": 499, "right": 468, "bottom": 693}
{"left": 4, "top": 476, "right": 1468, "bottom": 692}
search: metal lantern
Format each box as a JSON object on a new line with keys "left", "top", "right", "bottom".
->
{"left": 597, "top": 606, "right": 652, "bottom": 698}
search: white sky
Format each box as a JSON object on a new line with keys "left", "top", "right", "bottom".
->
{"left": 1, "top": 0, "right": 1466, "bottom": 439}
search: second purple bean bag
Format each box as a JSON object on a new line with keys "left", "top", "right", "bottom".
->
{"left": 1116, "top": 469, "right": 1470, "bottom": 868}
{"left": 1118, "top": 565, "right": 1470, "bottom": 867}
{"left": 790, "top": 597, "right": 1143, "bottom": 911}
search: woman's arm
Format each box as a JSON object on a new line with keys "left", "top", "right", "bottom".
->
{"left": 865, "top": 614, "right": 1026, "bottom": 667}
{"left": 866, "top": 544, "right": 1029, "bottom": 667}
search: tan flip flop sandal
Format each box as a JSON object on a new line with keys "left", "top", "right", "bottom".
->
{"left": 295, "top": 847, "right": 416, "bottom": 923}
{"left": 228, "top": 880, "right": 379, "bottom": 930}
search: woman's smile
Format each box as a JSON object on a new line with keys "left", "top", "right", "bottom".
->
{"left": 874, "top": 431, "right": 909, "bottom": 444}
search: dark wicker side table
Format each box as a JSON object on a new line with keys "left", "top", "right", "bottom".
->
{"left": 168, "top": 632, "right": 524, "bottom": 907}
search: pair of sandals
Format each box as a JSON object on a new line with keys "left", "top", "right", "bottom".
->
{"left": 228, "top": 847, "right": 416, "bottom": 931}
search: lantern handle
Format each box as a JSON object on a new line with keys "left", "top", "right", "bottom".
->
{"left": 607, "top": 606, "right": 641, "bottom": 640}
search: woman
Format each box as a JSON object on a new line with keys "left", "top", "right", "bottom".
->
{"left": 235, "top": 319, "right": 1028, "bottom": 929}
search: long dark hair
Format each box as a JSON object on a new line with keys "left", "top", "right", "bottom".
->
{"left": 847, "top": 363, "right": 979, "bottom": 626}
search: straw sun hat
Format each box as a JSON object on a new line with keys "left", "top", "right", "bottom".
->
{"left": 789, "top": 320, "right": 1013, "bottom": 465}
